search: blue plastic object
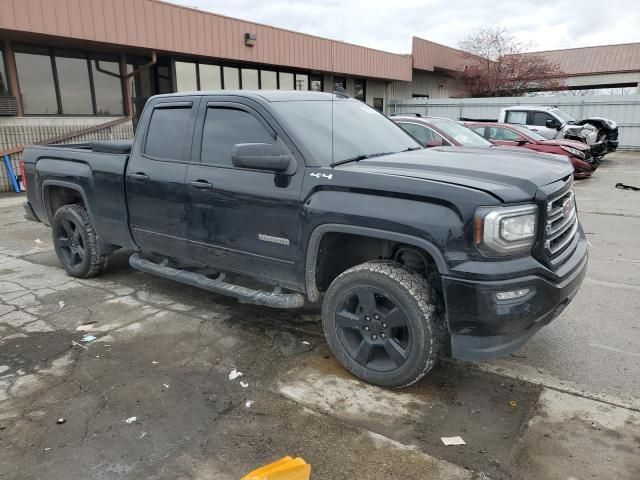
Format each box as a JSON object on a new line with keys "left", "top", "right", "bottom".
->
{"left": 3, "top": 154, "right": 21, "bottom": 193}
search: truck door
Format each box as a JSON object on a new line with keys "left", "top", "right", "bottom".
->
{"left": 185, "top": 99, "right": 304, "bottom": 289}
{"left": 528, "top": 111, "right": 560, "bottom": 139}
{"left": 126, "top": 98, "right": 200, "bottom": 260}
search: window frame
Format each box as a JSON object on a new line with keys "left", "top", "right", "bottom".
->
{"left": 196, "top": 100, "right": 279, "bottom": 171}
{"left": 488, "top": 126, "right": 526, "bottom": 142}
{"left": 309, "top": 74, "right": 323, "bottom": 92}
{"left": 353, "top": 78, "right": 366, "bottom": 102}
{"left": 333, "top": 76, "right": 346, "bottom": 92}
{"left": 396, "top": 121, "right": 449, "bottom": 146}
{"left": 0, "top": 46, "right": 11, "bottom": 96}
{"left": 142, "top": 100, "right": 196, "bottom": 163}
{"left": 13, "top": 44, "right": 125, "bottom": 117}
{"left": 531, "top": 111, "right": 557, "bottom": 128}
{"left": 505, "top": 110, "right": 528, "bottom": 125}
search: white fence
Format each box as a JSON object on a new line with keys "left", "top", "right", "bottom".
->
{"left": 388, "top": 95, "right": 640, "bottom": 150}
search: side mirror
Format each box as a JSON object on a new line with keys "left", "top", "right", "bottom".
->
{"left": 231, "top": 143, "right": 295, "bottom": 175}
{"left": 513, "top": 137, "right": 528, "bottom": 144}
{"left": 426, "top": 138, "right": 443, "bottom": 147}
{"left": 546, "top": 119, "right": 561, "bottom": 130}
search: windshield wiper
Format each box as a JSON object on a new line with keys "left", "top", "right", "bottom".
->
{"left": 401, "top": 146, "right": 422, "bottom": 152}
{"left": 331, "top": 151, "right": 395, "bottom": 167}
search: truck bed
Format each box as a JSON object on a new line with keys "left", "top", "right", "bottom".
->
{"left": 23, "top": 142, "right": 136, "bottom": 251}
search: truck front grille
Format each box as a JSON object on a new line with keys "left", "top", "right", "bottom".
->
{"left": 545, "top": 186, "right": 578, "bottom": 257}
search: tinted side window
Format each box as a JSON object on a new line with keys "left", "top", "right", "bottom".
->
{"left": 398, "top": 122, "right": 438, "bottom": 145}
{"left": 201, "top": 108, "right": 273, "bottom": 166}
{"left": 505, "top": 111, "right": 527, "bottom": 125}
{"left": 145, "top": 106, "right": 192, "bottom": 160}
{"left": 532, "top": 112, "right": 555, "bottom": 127}
{"left": 470, "top": 126, "right": 486, "bottom": 137}
{"left": 489, "top": 127, "right": 522, "bottom": 141}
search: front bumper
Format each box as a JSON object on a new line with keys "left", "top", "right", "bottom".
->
{"left": 442, "top": 231, "right": 588, "bottom": 361}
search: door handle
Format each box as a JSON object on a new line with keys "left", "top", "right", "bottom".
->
{"left": 130, "top": 172, "right": 149, "bottom": 181}
{"left": 189, "top": 180, "right": 213, "bottom": 189}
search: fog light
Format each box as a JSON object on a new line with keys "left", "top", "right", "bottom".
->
{"left": 495, "top": 288, "right": 530, "bottom": 301}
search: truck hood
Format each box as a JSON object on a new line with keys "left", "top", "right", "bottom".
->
{"left": 337, "top": 147, "right": 573, "bottom": 203}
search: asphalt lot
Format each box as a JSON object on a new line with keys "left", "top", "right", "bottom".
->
{"left": 0, "top": 152, "right": 639, "bottom": 479}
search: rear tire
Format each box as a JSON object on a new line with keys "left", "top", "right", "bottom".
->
{"left": 52, "top": 204, "right": 109, "bottom": 278}
{"left": 322, "top": 260, "right": 443, "bottom": 388}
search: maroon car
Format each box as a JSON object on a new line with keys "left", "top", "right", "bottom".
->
{"left": 465, "top": 121, "right": 594, "bottom": 179}
{"left": 392, "top": 115, "right": 495, "bottom": 149}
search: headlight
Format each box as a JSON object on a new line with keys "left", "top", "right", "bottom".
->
{"left": 560, "top": 145, "right": 585, "bottom": 159}
{"left": 474, "top": 205, "right": 538, "bottom": 255}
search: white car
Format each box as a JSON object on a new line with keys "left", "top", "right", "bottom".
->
{"left": 498, "top": 105, "right": 618, "bottom": 158}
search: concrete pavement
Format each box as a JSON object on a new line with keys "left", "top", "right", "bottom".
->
{"left": 1, "top": 152, "right": 639, "bottom": 479}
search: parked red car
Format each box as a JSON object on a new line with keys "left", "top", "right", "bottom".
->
{"left": 464, "top": 122, "right": 595, "bottom": 179}
{"left": 392, "top": 115, "right": 495, "bottom": 149}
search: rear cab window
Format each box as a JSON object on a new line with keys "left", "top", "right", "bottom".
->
{"left": 144, "top": 101, "right": 195, "bottom": 161}
{"left": 505, "top": 111, "right": 527, "bottom": 125}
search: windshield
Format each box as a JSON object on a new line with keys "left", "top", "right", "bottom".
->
{"left": 271, "top": 99, "right": 420, "bottom": 166}
{"left": 552, "top": 109, "right": 575, "bottom": 123}
{"left": 430, "top": 119, "right": 493, "bottom": 147}
{"left": 511, "top": 125, "right": 547, "bottom": 141}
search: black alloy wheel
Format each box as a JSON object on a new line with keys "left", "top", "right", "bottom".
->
{"left": 335, "top": 287, "right": 412, "bottom": 372}
{"left": 51, "top": 204, "right": 109, "bottom": 278}
{"left": 54, "top": 218, "right": 86, "bottom": 268}
{"left": 322, "top": 261, "right": 442, "bottom": 388}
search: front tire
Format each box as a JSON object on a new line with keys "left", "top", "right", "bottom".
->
{"left": 322, "top": 261, "right": 442, "bottom": 388}
{"left": 52, "top": 204, "right": 109, "bottom": 278}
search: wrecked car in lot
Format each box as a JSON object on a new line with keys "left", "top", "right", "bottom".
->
{"left": 21, "top": 91, "right": 588, "bottom": 388}
{"left": 498, "top": 105, "right": 618, "bottom": 159}
{"left": 465, "top": 121, "right": 596, "bottom": 178}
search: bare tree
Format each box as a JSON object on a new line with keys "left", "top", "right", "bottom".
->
{"left": 454, "top": 27, "right": 566, "bottom": 97}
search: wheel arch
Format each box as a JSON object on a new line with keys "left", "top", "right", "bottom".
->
{"left": 305, "top": 224, "right": 448, "bottom": 302}
{"left": 42, "top": 180, "right": 93, "bottom": 225}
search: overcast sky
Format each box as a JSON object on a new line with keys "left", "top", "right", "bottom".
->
{"left": 173, "top": 0, "right": 639, "bottom": 53}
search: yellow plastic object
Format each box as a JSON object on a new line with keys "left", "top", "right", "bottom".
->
{"left": 241, "top": 456, "right": 311, "bottom": 480}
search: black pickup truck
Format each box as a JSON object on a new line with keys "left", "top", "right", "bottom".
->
{"left": 22, "top": 91, "right": 588, "bottom": 388}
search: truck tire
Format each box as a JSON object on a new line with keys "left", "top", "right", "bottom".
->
{"left": 322, "top": 260, "right": 442, "bottom": 388}
{"left": 51, "top": 204, "right": 109, "bottom": 278}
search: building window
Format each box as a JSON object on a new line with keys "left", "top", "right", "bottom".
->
{"left": 199, "top": 64, "right": 221, "bottom": 90}
{"left": 373, "top": 98, "right": 383, "bottom": 113}
{"left": 91, "top": 55, "right": 124, "bottom": 115}
{"left": 223, "top": 67, "right": 240, "bottom": 89}
{"left": 0, "top": 48, "right": 9, "bottom": 95}
{"left": 260, "top": 70, "right": 277, "bottom": 89}
{"left": 15, "top": 44, "right": 125, "bottom": 116}
{"left": 354, "top": 79, "right": 365, "bottom": 102}
{"left": 295, "top": 74, "right": 309, "bottom": 91}
{"left": 54, "top": 51, "right": 94, "bottom": 114}
{"left": 241, "top": 69, "right": 259, "bottom": 90}
{"left": 14, "top": 46, "right": 58, "bottom": 114}
{"left": 279, "top": 72, "right": 294, "bottom": 90}
{"left": 310, "top": 75, "right": 323, "bottom": 92}
{"left": 175, "top": 61, "right": 198, "bottom": 91}
{"left": 333, "top": 76, "right": 346, "bottom": 91}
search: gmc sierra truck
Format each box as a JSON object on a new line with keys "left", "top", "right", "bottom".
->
{"left": 22, "top": 91, "right": 588, "bottom": 388}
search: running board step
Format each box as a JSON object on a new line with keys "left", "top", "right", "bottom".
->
{"left": 129, "top": 253, "right": 305, "bottom": 309}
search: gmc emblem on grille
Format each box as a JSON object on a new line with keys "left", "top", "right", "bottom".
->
{"left": 562, "top": 197, "right": 574, "bottom": 218}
